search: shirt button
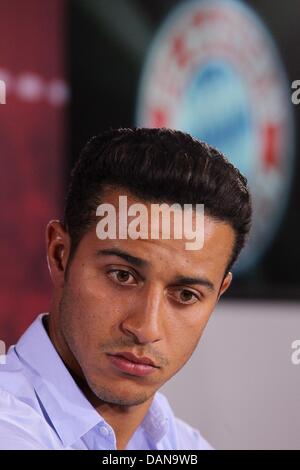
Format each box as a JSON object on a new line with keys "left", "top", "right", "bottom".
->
{"left": 99, "top": 426, "right": 109, "bottom": 437}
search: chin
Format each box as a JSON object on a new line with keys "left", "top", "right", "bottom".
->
{"left": 94, "top": 386, "right": 150, "bottom": 407}
{"left": 86, "top": 375, "right": 151, "bottom": 407}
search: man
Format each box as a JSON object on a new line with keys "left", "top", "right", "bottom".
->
{"left": 0, "top": 128, "right": 252, "bottom": 450}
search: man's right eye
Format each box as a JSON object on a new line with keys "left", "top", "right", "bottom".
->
{"left": 107, "top": 269, "right": 137, "bottom": 285}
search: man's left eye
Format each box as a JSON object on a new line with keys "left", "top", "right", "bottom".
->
{"left": 170, "top": 289, "right": 200, "bottom": 304}
{"left": 180, "top": 290, "right": 199, "bottom": 304}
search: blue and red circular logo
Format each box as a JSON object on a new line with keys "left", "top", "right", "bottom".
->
{"left": 136, "top": 0, "right": 294, "bottom": 274}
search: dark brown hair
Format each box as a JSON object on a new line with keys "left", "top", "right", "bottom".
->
{"left": 63, "top": 127, "right": 252, "bottom": 273}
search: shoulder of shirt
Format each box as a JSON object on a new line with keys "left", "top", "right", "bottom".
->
{"left": 0, "top": 346, "right": 56, "bottom": 450}
{"left": 0, "top": 344, "right": 37, "bottom": 400}
{"left": 155, "top": 392, "right": 214, "bottom": 450}
{"left": 0, "top": 387, "right": 51, "bottom": 449}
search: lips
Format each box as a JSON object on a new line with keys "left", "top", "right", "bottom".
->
{"left": 112, "top": 352, "right": 158, "bottom": 367}
{"left": 107, "top": 351, "right": 159, "bottom": 377}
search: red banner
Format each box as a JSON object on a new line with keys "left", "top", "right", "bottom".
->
{"left": 0, "top": 0, "right": 68, "bottom": 346}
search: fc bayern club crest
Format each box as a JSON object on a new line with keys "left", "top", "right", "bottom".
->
{"left": 136, "top": 0, "right": 294, "bottom": 275}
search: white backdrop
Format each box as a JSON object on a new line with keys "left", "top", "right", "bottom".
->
{"left": 162, "top": 300, "right": 300, "bottom": 450}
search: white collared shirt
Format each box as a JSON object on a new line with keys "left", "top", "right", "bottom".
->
{"left": 0, "top": 314, "right": 212, "bottom": 450}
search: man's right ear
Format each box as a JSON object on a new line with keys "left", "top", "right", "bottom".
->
{"left": 46, "top": 220, "right": 71, "bottom": 288}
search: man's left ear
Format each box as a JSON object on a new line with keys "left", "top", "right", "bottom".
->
{"left": 217, "top": 271, "right": 233, "bottom": 301}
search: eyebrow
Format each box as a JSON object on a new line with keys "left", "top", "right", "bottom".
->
{"left": 95, "top": 248, "right": 148, "bottom": 268}
{"left": 96, "top": 248, "right": 215, "bottom": 292}
{"left": 172, "top": 276, "right": 215, "bottom": 292}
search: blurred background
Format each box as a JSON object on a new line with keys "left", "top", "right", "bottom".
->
{"left": 0, "top": 0, "right": 299, "bottom": 449}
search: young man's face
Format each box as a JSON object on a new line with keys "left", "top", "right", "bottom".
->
{"left": 47, "top": 188, "right": 234, "bottom": 407}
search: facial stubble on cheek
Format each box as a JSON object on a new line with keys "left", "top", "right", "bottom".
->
{"left": 58, "top": 285, "right": 156, "bottom": 407}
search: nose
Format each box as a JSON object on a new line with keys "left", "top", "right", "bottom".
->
{"left": 120, "top": 284, "right": 164, "bottom": 344}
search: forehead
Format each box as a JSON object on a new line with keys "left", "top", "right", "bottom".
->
{"left": 77, "top": 188, "right": 235, "bottom": 281}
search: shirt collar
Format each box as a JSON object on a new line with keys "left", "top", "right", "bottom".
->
{"left": 15, "top": 313, "right": 169, "bottom": 448}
